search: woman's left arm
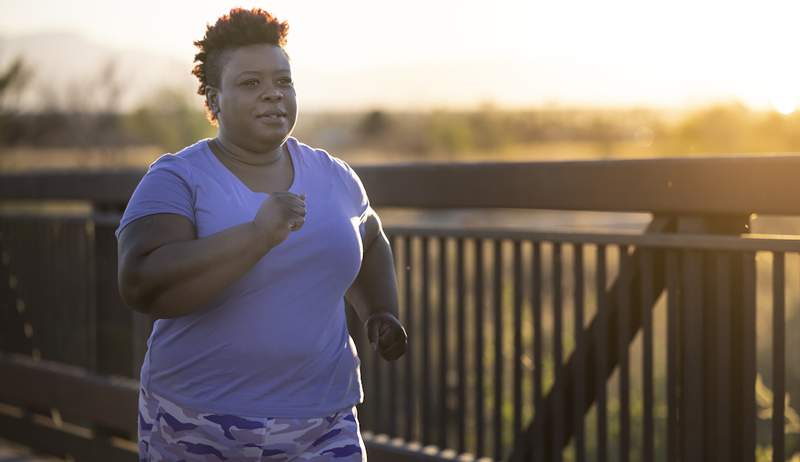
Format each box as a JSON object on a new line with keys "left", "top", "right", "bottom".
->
{"left": 345, "top": 208, "right": 408, "bottom": 361}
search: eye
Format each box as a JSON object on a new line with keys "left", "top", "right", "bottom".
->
{"left": 278, "top": 77, "right": 293, "bottom": 86}
{"left": 241, "top": 79, "right": 260, "bottom": 88}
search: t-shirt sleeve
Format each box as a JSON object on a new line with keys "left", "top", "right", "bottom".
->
{"left": 115, "top": 154, "right": 196, "bottom": 239}
{"left": 332, "top": 157, "right": 371, "bottom": 239}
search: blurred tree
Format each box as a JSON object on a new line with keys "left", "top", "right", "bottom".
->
{"left": 359, "top": 109, "right": 390, "bottom": 138}
{"left": 0, "top": 56, "right": 33, "bottom": 113}
{"left": 0, "top": 56, "right": 33, "bottom": 145}
{"left": 123, "top": 87, "right": 214, "bottom": 152}
{"left": 469, "top": 103, "right": 507, "bottom": 151}
{"left": 427, "top": 111, "right": 474, "bottom": 153}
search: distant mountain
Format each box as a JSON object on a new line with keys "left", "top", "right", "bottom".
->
{"left": 0, "top": 32, "right": 198, "bottom": 111}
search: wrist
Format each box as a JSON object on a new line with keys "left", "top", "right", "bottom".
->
{"left": 247, "top": 221, "right": 275, "bottom": 257}
{"left": 365, "top": 311, "right": 399, "bottom": 323}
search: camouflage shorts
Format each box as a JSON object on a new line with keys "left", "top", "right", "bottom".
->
{"left": 138, "top": 387, "right": 366, "bottom": 461}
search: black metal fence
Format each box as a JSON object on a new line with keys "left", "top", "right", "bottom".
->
{"left": 359, "top": 228, "right": 799, "bottom": 461}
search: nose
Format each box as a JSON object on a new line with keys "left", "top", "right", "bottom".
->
{"left": 261, "top": 87, "right": 282, "bottom": 101}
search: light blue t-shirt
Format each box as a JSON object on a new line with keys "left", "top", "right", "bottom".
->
{"left": 115, "top": 137, "right": 369, "bottom": 418}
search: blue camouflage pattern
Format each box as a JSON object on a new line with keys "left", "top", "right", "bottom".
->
{"left": 138, "top": 387, "right": 366, "bottom": 461}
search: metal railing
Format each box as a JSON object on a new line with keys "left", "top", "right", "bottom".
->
{"left": 1, "top": 155, "right": 799, "bottom": 461}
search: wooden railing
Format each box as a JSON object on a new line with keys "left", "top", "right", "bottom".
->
{"left": 1, "top": 155, "right": 799, "bottom": 461}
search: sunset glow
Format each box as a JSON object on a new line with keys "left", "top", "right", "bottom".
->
{"left": 3, "top": 1, "right": 800, "bottom": 110}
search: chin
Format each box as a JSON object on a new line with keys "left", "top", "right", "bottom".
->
{"left": 252, "top": 128, "right": 291, "bottom": 148}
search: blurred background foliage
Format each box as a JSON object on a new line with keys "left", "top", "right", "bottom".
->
{"left": 4, "top": 57, "right": 800, "bottom": 169}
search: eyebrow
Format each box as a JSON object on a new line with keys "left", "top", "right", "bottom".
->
{"left": 236, "top": 68, "right": 291, "bottom": 77}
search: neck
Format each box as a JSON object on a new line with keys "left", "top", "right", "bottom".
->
{"left": 215, "top": 133, "right": 285, "bottom": 167}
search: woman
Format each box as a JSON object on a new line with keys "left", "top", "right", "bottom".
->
{"left": 116, "top": 8, "right": 407, "bottom": 461}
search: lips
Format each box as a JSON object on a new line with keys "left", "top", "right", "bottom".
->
{"left": 256, "top": 110, "right": 287, "bottom": 120}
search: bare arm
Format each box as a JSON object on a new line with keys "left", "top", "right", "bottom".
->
{"left": 345, "top": 210, "right": 399, "bottom": 321}
{"left": 117, "top": 214, "right": 272, "bottom": 318}
{"left": 118, "top": 192, "right": 306, "bottom": 319}
{"left": 346, "top": 209, "right": 407, "bottom": 360}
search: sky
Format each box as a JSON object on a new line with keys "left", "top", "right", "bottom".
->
{"left": 3, "top": 0, "right": 800, "bottom": 111}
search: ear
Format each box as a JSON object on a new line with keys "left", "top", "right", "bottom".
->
{"left": 206, "top": 87, "right": 220, "bottom": 114}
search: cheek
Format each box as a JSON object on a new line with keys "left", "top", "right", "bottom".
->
{"left": 222, "top": 92, "right": 252, "bottom": 112}
{"left": 285, "top": 90, "right": 298, "bottom": 108}
{"left": 287, "top": 94, "right": 299, "bottom": 117}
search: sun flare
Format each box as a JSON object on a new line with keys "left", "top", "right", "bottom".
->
{"left": 771, "top": 97, "right": 797, "bottom": 115}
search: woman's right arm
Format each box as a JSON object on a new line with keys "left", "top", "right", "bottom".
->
{"left": 117, "top": 214, "right": 269, "bottom": 318}
{"left": 117, "top": 193, "right": 306, "bottom": 319}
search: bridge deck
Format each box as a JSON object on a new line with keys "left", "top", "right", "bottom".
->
{"left": 0, "top": 438, "right": 63, "bottom": 462}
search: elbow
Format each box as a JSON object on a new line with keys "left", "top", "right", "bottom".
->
{"left": 118, "top": 264, "right": 155, "bottom": 314}
{"left": 118, "top": 269, "right": 194, "bottom": 319}
{"left": 119, "top": 281, "right": 150, "bottom": 315}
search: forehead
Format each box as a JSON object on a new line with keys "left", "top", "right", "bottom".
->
{"left": 221, "top": 44, "right": 291, "bottom": 78}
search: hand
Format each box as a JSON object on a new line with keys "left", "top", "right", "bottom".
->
{"left": 365, "top": 312, "right": 407, "bottom": 361}
{"left": 252, "top": 192, "right": 306, "bottom": 250}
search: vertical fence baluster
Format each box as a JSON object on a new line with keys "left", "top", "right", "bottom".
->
{"left": 421, "top": 236, "right": 431, "bottom": 445}
{"left": 475, "top": 238, "right": 485, "bottom": 458}
{"left": 404, "top": 235, "right": 415, "bottom": 442}
{"left": 494, "top": 239, "right": 504, "bottom": 461}
{"left": 553, "top": 242, "right": 563, "bottom": 462}
{"left": 714, "top": 252, "right": 731, "bottom": 462}
{"left": 573, "top": 243, "right": 585, "bottom": 462}
{"left": 532, "top": 241, "right": 544, "bottom": 462}
{"left": 513, "top": 240, "right": 524, "bottom": 446}
{"left": 596, "top": 244, "right": 607, "bottom": 462}
{"left": 456, "top": 237, "right": 467, "bottom": 454}
{"left": 640, "top": 249, "right": 654, "bottom": 462}
{"left": 388, "top": 234, "right": 401, "bottom": 437}
{"left": 618, "top": 246, "right": 630, "bottom": 462}
{"left": 772, "top": 252, "right": 785, "bottom": 462}
{"left": 666, "top": 250, "right": 680, "bottom": 461}
{"left": 741, "top": 252, "right": 756, "bottom": 462}
{"left": 681, "top": 249, "right": 704, "bottom": 461}
{"left": 438, "top": 236, "right": 449, "bottom": 449}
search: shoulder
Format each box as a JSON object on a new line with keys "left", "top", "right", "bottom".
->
{"left": 288, "top": 137, "right": 368, "bottom": 209}
{"left": 144, "top": 139, "right": 207, "bottom": 182}
{"left": 288, "top": 136, "right": 360, "bottom": 183}
{"left": 289, "top": 136, "right": 342, "bottom": 168}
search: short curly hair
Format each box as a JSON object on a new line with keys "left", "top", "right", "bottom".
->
{"left": 192, "top": 8, "right": 289, "bottom": 123}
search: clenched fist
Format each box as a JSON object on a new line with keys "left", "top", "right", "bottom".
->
{"left": 252, "top": 191, "right": 306, "bottom": 250}
{"left": 365, "top": 312, "right": 408, "bottom": 361}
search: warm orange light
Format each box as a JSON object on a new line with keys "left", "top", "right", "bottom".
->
{"left": 770, "top": 97, "right": 796, "bottom": 115}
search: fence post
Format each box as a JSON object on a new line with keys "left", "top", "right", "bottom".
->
{"left": 91, "top": 203, "right": 136, "bottom": 378}
{"left": 674, "top": 215, "right": 754, "bottom": 462}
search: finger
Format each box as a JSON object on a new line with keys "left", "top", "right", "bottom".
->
{"left": 378, "top": 333, "right": 408, "bottom": 351}
{"left": 368, "top": 319, "right": 380, "bottom": 350}
{"left": 381, "top": 341, "right": 406, "bottom": 361}
{"left": 273, "top": 192, "right": 304, "bottom": 202}
{"left": 379, "top": 327, "right": 406, "bottom": 351}
{"left": 276, "top": 196, "right": 306, "bottom": 209}
{"left": 284, "top": 205, "right": 307, "bottom": 217}
{"left": 272, "top": 191, "right": 305, "bottom": 201}
{"left": 271, "top": 191, "right": 305, "bottom": 200}
{"left": 288, "top": 218, "right": 305, "bottom": 231}
{"left": 381, "top": 323, "right": 405, "bottom": 341}
{"left": 276, "top": 199, "right": 305, "bottom": 213}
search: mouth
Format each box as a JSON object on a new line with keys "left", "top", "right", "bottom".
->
{"left": 256, "top": 111, "right": 287, "bottom": 120}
